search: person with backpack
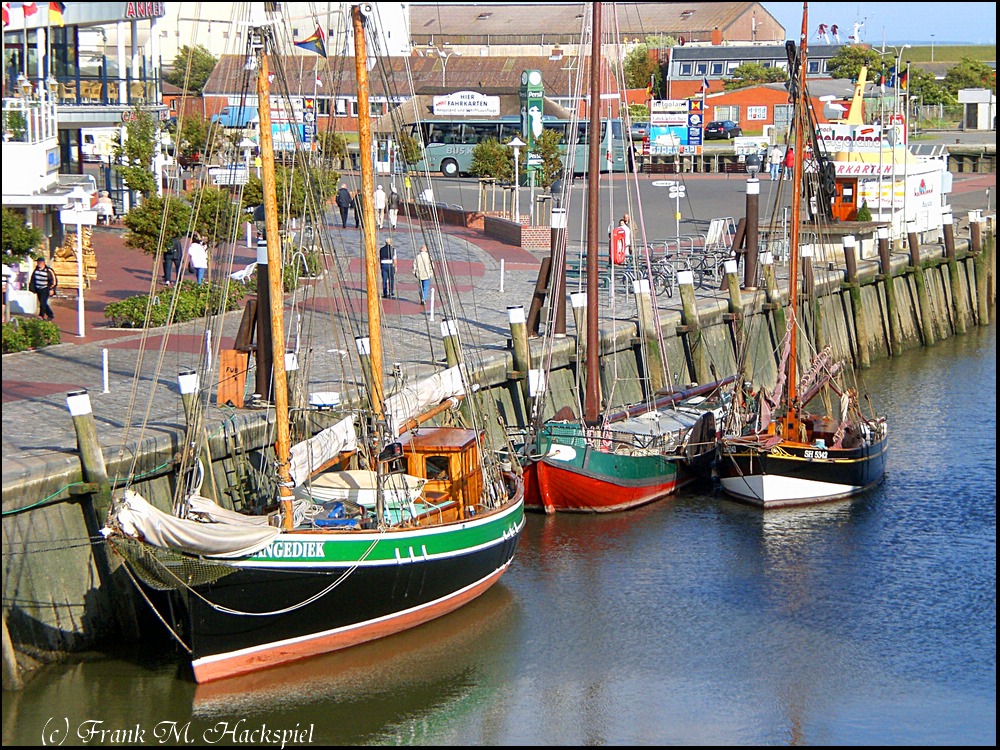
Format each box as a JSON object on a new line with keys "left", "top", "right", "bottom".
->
{"left": 164, "top": 233, "right": 185, "bottom": 285}
{"left": 387, "top": 185, "right": 400, "bottom": 230}
{"left": 335, "top": 183, "right": 352, "bottom": 228}
{"left": 28, "top": 256, "right": 57, "bottom": 321}
{"left": 379, "top": 237, "right": 396, "bottom": 297}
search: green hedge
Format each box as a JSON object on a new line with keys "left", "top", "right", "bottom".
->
{"left": 103, "top": 280, "right": 247, "bottom": 328}
{"left": 2, "top": 317, "right": 62, "bottom": 353}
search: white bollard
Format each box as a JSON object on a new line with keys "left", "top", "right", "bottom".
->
{"left": 205, "top": 330, "right": 212, "bottom": 370}
{"left": 246, "top": 221, "right": 252, "bottom": 248}
{"left": 102, "top": 348, "right": 110, "bottom": 393}
{"left": 429, "top": 287, "right": 436, "bottom": 321}
{"left": 499, "top": 258, "right": 505, "bottom": 292}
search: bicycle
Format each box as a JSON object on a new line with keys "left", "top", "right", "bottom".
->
{"left": 690, "top": 249, "right": 734, "bottom": 290}
{"left": 651, "top": 254, "right": 690, "bottom": 298}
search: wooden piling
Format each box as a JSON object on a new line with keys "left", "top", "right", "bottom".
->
{"left": 723, "top": 258, "right": 744, "bottom": 363}
{"left": 877, "top": 226, "right": 904, "bottom": 355}
{"left": 842, "top": 235, "right": 870, "bottom": 368}
{"left": 970, "top": 215, "right": 989, "bottom": 326}
{"left": 677, "top": 270, "right": 710, "bottom": 385}
{"left": 632, "top": 278, "right": 665, "bottom": 395}
{"left": 942, "top": 213, "right": 968, "bottom": 334}
{"left": 908, "top": 227, "right": 937, "bottom": 345}
{"left": 507, "top": 305, "right": 533, "bottom": 419}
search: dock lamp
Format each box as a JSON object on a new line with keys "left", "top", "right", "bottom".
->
{"left": 508, "top": 136, "right": 526, "bottom": 220}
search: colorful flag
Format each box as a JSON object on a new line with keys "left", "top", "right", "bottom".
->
{"left": 645, "top": 73, "right": 654, "bottom": 100}
{"left": 294, "top": 24, "right": 327, "bottom": 58}
{"left": 23, "top": 2, "right": 37, "bottom": 16}
{"left": 48, "top": 1, "right": 64, "bottom": 26}
{"left": 899, "top": 69, "right": 908, "bottom": 90}
{"left": 702, "top": 76, "right": 711, "bottom": 93}
{"left": 2, "top": 4, "right": 10, "bottom": 28}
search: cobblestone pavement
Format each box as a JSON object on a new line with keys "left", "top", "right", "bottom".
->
{"left": 1, "top": 212, "right": 723, "bottom": 474}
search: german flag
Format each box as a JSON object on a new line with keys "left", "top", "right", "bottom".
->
{"left": 899, "top": 68, "right": 908, "bottom": 91}
{"left": 48, "top": 1, "right": 65, "bottom": 27}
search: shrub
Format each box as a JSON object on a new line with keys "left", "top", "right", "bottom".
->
{"left": 856, "top": 200, "right": 872, "bottom": 222}
{"left": 2, "top": 317, "right": 61, "bottom": 353}
{"left": 103, "top": 280, "right": 246, "bottom": 328}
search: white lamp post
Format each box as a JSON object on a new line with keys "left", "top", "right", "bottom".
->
{"left": 59, "top": 186, "right": 98, "bottom": 338}
{"left": 508, "top": 136, "right": 526, "bottom": 221}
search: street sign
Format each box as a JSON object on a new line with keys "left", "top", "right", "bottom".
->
{"left": 209, "top": 165, "right": 250, "bottom": 186}
{"left": 669, "top": 186, "right": 686, "bottom": 198}
{"left": 651, "top": 180, "right": 676, "bottom": 187}
{"left": 60, "top": 207, "right": 98, "bottom": 226}
{"left": 526, "top": 154, "right": 542, "bottom": 167}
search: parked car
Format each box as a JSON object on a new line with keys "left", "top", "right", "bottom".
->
{"left": 704, "top": 120, "right": 743, "bottom": 140}
{"left": 629, "top": 121, "right": 650, "bottom": 140}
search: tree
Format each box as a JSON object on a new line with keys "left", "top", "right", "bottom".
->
{"left": 176, "top": 113, "right": 218, "bottom": 162}
{"left": 533, "top": 129, "right": 564, "bottom": 189}
{"left": 908, "top": 68, "right": 950, "bottom": 106}
{"left": 856, "top": 200, "right": 872, "bottom": 222}
{"left": 623, "top": 45, "right": 659, "bottom": 92}
{"left": 827, "top": 45, "right": 884, "bottom": 81}
{"left": 188, "top": 186, "right": 241, "bottom": 249}
{"left": 316, "top": 130, "right": 349, "bottom": 163}
{"left": 470, "top": 138, "right": 513, "bottom": 182}
{"left": 163, "top": 45, "right": 217, "bottom": 94}
{"left": 724, "top": 62, "right": 788, "bottom": 90}
{"left": 113, "top": 105, "right": 157, "bottom": 197}
{"left": 123, "top": 195, "right": 192, "bottom": 256}
{"left": 2, "top": 207, "right": 43, "bottom": 265}
{"left": 943, "top": 57, "right": 996, "bottom": 96}
{"left": 396, "top": 131, "right": 422, "bottom": 166}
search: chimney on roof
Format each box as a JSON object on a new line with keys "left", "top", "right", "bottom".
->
{"left": 711, "top": 27, "right": 722, "bottom": 46}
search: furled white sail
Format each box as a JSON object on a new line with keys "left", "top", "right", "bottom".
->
{"left": 105, "top": 490, "right": 280, "bottom": 559}
{"left": 288, "top": 415, "right": 358, "bottom": 486}
{"left": 385, "top": 365, "right": 467, "bottom": 435}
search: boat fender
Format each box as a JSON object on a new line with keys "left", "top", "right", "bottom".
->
{"left": 546, "top": 444, "right": 577, "bottom": 462}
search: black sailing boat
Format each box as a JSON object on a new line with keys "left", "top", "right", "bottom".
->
{"left": 104, "top": 3, "right": 523, "bottom": 683}
{"left": 715, "top": 1, "right": 888, "bottom": 508}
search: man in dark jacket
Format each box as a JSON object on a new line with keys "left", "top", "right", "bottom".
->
{"left": 335, "top": 183, "right": 352, "bottom": 228}
{"left": 352, "top": 190, "right": 363, "bottom": 229}
{"left": 27, "top": 256, "right": 57, "bottom": 321}
{"left": 379, "top": 238, "right": 396, "bottom": 297}
{"left": 163, "top": 234, "right": 185, "bottom": 285}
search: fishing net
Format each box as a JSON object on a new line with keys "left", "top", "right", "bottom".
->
{"left": 107, "top": 536, "right": 237, "bottom": 591}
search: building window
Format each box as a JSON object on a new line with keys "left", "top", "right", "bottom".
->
{"left": 315, "top": 98, "right": 330, "bottom": 116}
{"left": 695, "top": 63, "right": 708, "bottom": 76}
{"left": 349, "top": 100, "right": 359, "bottom": 117}
{"left": 808, "top": 60, "right": 821, "bottom": 74}
{"left": 335, "top": 98, "right": 348, "bottom": 116}
{"left": 680, "top": 63, "right": 692, "bottom": 76}
{"left": 711, "top": 62, "right": 724, "bottom": 76}
{"left": 714, "top": 105, "right": 740, "bottom": 122}
{"left": 726, "top": 61, "right": 740, "bottom": 74}
{"left": 746, "top": 105, "right": 768, "bottom": 121}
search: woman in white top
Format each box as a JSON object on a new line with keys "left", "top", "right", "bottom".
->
{"left": 187, "top": 235, "right": 209, "bottom": 284}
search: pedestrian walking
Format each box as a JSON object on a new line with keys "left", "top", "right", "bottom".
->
{"left": 768, "top": 145, "right": 782, "bottom": 181}
{"left": 387, "top": 185, "right": 400, "bottom": 230}
{"left": 187, "top": 234, "right": 209, "bottom": 285}
{"left": 374, "top": 184, "right": 387, "bottom": 229}
{"left": 379, "top": 237, "right": 396, "bottom": 297}
{"left": 783, "top": 145, "right": 794, "bottom": 181}
{"left": 163, "top": 233, "right": 185, "bottom": 285}
{"left": 27, "top": 256, "right": 57, "bottom": 321}
{"left": 412, "top": 244, "right": 433, "bottom": 305}
{"left": 336, "top": 183, "right": 352, "bottom": 228}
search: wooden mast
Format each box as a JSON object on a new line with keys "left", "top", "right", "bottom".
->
{"left": 783, "top": 2, "right": 808, "bottom": 440}
{"left": 256, "top": 32, "right": 295, "bottom": 530}
{"left": 584, "top": 1, "right": 602, "bottom": 426}
{"left": 352, "top": 4, "right": 385, "bottom": 417}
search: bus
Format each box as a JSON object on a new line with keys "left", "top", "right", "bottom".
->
{"left": 404, "top": 117, "right": 628, "bottom": 177}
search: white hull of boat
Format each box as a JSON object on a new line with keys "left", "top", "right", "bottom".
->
{"left": 720, "top": 473, "right": 859, "bottom": 508}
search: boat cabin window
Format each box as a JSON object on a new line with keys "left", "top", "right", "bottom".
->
{"left": 425, "top": 455, "right": 451, "bottom": 481}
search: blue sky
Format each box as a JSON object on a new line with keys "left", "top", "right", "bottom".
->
{"left": 763, "top": 3, "right": 997, "bottom": 45}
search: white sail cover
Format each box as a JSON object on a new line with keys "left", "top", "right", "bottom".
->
{"left": 289, "top": 415, "right": 358, "bottom": 486}
{"left": 385, "top": 365, "right": 467, "bottom": 435}
{"left": 106, "top": 490, "right": 280, "bottom": 559}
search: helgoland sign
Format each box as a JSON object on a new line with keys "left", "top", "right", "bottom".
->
{"left": 432, "top": 91, "right": 501, "bottom": 117}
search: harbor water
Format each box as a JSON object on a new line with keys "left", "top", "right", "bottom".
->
{"left": 2, "top": 325, "right": 995, "bottom": 746}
